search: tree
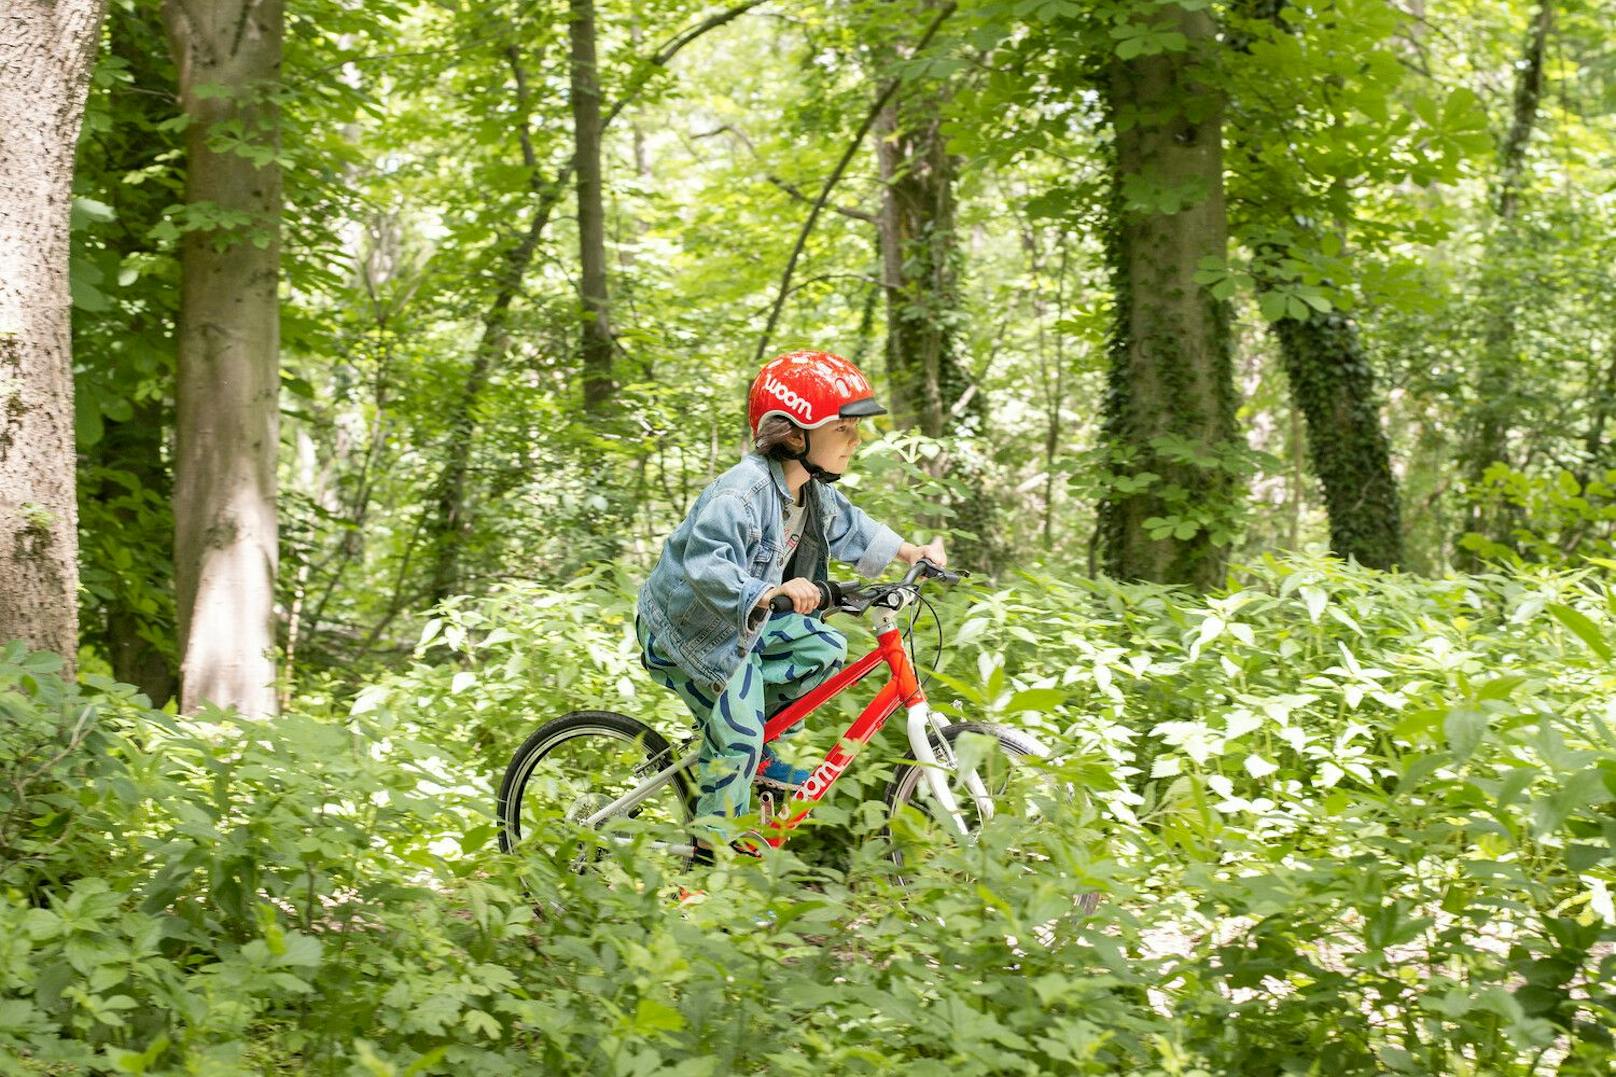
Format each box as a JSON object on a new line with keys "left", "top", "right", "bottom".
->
{"left": 424, "top": 3, "right": 763, "bottom": 602}
{"left": 1096, "top": 5, "right": 1238, "bottom": 589}
{"left": 873, "top": 4, "right": 1000, "bottom": 570}
{"left": 876, "top": 99, "right": 962, "bottom": 437}
{"left": 1225, "top": 0, "right": 1404, "bottom": 570}
{"left": 571, "top": 0, "right": 615, "bottom": 415}
{"left": 1269, "top": 309, "right": 1403, "bottom": 568}
{"left": 0, "top": 0, "right": 108, "bottom": 668}
{"left": 163, "top": 0, "right": 283, "bottom": 715}
{"left": 73, "top": 0, "right": 186, "bottom": 705}
{"left": 1459, "top": 0, "right": 1554, "bottom": 562}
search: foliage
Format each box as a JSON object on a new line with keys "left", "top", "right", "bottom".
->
{"left": 29, "top": 0, "right": 1616, "bottom": 1065}
{"left": 1460, "top": 465, "right": 1616, "bottom": 567}
{"left": 5, "top": 555, "right": 1616, "bottom": 1070}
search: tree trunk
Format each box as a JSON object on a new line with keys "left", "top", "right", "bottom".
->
{"left": 1269, "top": 309, "right": 1403, "bottom": 568}
{"left": 1460, "top": 0, "right": 1553, "bottom": 563}
{"left": 877, "top": 102, "right": 961, "bottom": 437}
{"left": 1226, "top": 0, "right": 1404, "bottom": 570}
{"left": 875, "top": 33, "right": 1000, "bottom": 571}
{"left": 98, "top": 398, "right": 179, "bottom": 704}
{"left": 79, "top": 4, "right": 181, "bottom": 705}
{"left": 1097, "top": 6, "right": 1236, "bottom": 589}
{"left": 0, "top": 0, "right": 107, "bottom": 668}
{"left": 571, "top": 0, "right": 614, "bottom": 414}
{"left": 164, "top": 0, "right": 283, "bottom": 716}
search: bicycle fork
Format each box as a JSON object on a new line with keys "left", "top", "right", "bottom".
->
{"left": 871, "top": 612, "right": 993, "bottom": 839}
{"left": 906, "top": 700, "right": 992, "bottom": 838}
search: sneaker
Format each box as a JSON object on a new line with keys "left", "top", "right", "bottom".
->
{"left": 755, "top": 751, "right": 811, "bottom": 792}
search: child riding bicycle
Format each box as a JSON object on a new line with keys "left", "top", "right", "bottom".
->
{"left": 635, "top": 350, "right": 945, "bottom": 852}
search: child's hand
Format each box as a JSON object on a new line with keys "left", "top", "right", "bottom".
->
{"left": 762, "top": 577, "right": 821, "bottom": 614}
{"left": 898, "top": 538, "right": 947, "bottom": 568}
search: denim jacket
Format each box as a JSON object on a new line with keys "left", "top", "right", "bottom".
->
{"left": 637, "top": 452, "right": 903, "bottom": 693}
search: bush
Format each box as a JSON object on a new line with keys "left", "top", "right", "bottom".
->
{"left": 2, "top": 554, "right": 1614, "bottom": 1072}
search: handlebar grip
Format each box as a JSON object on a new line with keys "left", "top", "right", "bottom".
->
{"left": 767, "top": 580, "right": 844, "bottom": 614}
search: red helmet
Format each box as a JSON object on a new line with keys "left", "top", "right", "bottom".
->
{"left": 747, "top": 350, "right": 886, "bottom": 436}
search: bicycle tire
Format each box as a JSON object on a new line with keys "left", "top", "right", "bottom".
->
{"left": 884, "top": 721, "right": 1101, "bottom": 915}
{"left": 496, "top": 710, "right": 695, "bottom": 859}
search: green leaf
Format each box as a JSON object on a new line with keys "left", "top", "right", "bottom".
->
{"left": 1004, "top": 687, "right": 1065, "bottom": 713}
{"left": 71, "top": 197, "right": 116, "bottom": 229}
{"left": 1444, "top": 706, "right": 1488, "bottom": 761}
{"left": 1257, "top": 291, "right": 1289, "bottom": 322}
{"left": 70, "top": 257, "right": 111, "bottom": 312}
{"left": 76, "top": 393, "right": 105, "bottom": 447}
{"left": 1545, "top": 603, "right": 1611, "bottom": 660}
{"left": 1476, "top": 676, "right": 1526, "bottom": 701}
{"left": 630, "top": 997, "right": 685, "bottom": 1035}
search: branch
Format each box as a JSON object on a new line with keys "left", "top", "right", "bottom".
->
{"left": 695, "top": 124, "right": 876, "bottom": 221}
{"left": 603, "top": 0, "right": 770, "bottom": 129}
{"left": 506, "top": 45, "right": 538, "bottom": 173}
{"left": 495, "top": 0, "right": 771, "bottom": 278}
{"left": 752, "top": 0, "right": 959, "bottom": 365}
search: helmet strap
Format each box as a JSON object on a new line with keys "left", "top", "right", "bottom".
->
{"left": 791, "top": 426, "right": 843, "bottom": 484}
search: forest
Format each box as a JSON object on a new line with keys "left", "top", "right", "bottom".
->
{"left": 2, "top": 0, "right": 1614, "bottom": 1071}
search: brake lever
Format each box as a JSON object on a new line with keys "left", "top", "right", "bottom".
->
{"left": 916, "top": 559, "right": 967, "bottom": 585}
{"left": 833, "top": 585, "right": 876, "bottom": 615}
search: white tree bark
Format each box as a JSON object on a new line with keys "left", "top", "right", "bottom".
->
{"left": 0, "top": 0, "right": 108, "bottom": 668}
{"left": 164, "top": 0, "right": 283, "bottom": 716}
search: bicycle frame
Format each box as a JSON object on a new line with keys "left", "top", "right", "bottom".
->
{"left": 582, "top": 601, "right": 996, "bottom": 854}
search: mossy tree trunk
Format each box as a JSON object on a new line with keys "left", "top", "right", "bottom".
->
{"left": 875, "top": 40, "right": 1000, "bottom": 571}
{"left": 877, "top": 104, "right": 965, "bottom": 437}
{"left": 164, "top": 0, "right": 283, "bottom": 716}
{"left": 1097, "top": 6, "right": 1237, "bottom": 589}
{"left": 426, "top": 44, "right": 558, "bottom": 604}
{"left": 80, "top": 5, "right": 181, "bottom": 705}
{"left": 1269, "top": 307, "right": 1403, "bottom": 569}
{"left": 1227, "top": 0, "right": 1404, "bottom": 570}
{"left": 0, "top": 0, "right": 108, "bottom": 670}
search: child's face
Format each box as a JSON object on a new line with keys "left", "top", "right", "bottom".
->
{"left": 808, "top": 418, "right": 864, "bottom": 474}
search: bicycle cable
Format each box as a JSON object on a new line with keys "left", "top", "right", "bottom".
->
{"left": 901, "top": 589, "right": 945, "bottom": 694}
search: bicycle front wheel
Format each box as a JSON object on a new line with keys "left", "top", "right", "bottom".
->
{"left": 497, "top": 710, "right": 696, "bottom": 880}
{"left": 884, "top": 721, "right": 1100, "bottom": 914}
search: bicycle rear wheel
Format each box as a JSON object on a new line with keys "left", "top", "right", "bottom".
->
{"left": 497, "top": 710, "right": 696, "bottom": 885}
{"left": 884, "top": 721, "right": 1101, "bottom": 915}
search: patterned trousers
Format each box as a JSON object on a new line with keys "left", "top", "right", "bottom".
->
{"left": 637, "top": 612, "right": 846, "bottom": 822}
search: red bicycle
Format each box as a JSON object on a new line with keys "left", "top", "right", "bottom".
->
{"left": 496, "top": 560, "right": 1074, "bottom": 883}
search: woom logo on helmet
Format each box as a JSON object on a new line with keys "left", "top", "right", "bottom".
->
{"left": 763, "top": 374, "right": 814, "bottom": 422}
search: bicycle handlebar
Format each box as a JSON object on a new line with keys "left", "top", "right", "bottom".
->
{"left": 765, "top": 559, "right": 964, "bottom": 615}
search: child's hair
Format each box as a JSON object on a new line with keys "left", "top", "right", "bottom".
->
{"left": 754, "top": 414, "right": 805, "bottom": 460}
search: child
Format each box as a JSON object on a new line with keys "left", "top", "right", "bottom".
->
{"left": 635, "top": 350, "right": 945, "bottom": 851}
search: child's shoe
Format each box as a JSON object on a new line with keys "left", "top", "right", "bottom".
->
{"left": 755, "top": 750, "right": 811, "bottom": 792}
{"left": 690, "top": 834, "right": 767, "bottom": 866}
